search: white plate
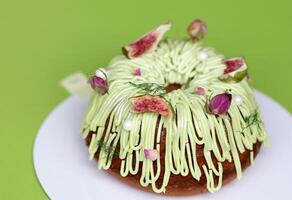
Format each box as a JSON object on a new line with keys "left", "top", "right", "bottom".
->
{"left": 33, "top": 91, "right": 292, "bottom": 200}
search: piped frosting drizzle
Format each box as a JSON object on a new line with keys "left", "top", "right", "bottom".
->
{"left": 82, "top": 39, "right": 268, "bottom": 193}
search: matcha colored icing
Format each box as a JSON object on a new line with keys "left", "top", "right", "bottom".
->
{"left": 82, "top": 39, "right": 268, "bottom": 193}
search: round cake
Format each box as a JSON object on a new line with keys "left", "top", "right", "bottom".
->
{"left": 82, "top": 20, "right": 268, "bottom": 195}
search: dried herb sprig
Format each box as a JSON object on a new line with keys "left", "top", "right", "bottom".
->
{"left": 239, "top": 110, "right": 263, "bottom": 133}
{"left": 129, "top": 82, "right": 167, "bottom": 96}
{"left": 97, "top": 139, "right": 119, "bottom": 159}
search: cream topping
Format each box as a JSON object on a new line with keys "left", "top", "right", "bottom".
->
{"left": 82, "top": 39, "right": 268, "bottom": 193}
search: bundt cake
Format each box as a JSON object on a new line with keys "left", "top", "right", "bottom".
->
{"left": 82, "top": 20, "right": 268, "bottom": 195}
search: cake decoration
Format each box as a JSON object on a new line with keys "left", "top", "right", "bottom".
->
{"left": 95, "top": 68, "right": 107, "bottom": 80}
{"left": 130, "top": 95, "right": 171, "bottom": 116}
{"left": 123, "top": 119, "right": 133, "bottom": 131}
{"left": 134, "top": 68, "right": 142, "bottom": 76}
{"left": 88, "top": 75, "right": 108, "bottom": 94}
{"left": 144, "top": 149, "right": 159, "bottom": 161}
{"left": 197, "top": 51, "right": 208, "bottom": 61}
{"left": 206, "top": 92, "right": 232, "bottom": 115}
{"left": 82, "top": 19, "right": 268, "bottom": 195}
{"left": 187, "top": 19, "right": 208, "bottom": 41}
{"left": 129, "top": 82, "right": 166, "bottom": 96}
{"left": 234, "top": 95, "right": 243, "bottom": 105}
{"left": 219, "top": 57, "right": 248, "bottom": 83}
{"left": 239, "top": 110, "right": 263, "bottom": 134}
{"left": 122, "top": 23, "right": 171, "bottom": 58}
{"left": 195, "top": 86, "right": 205, "bottom": 95}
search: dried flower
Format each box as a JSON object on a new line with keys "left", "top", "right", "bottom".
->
{"left": 195, "top": 86, "right": 205, "bottom": 95}
{"left": 219, "top": 57, "right": 248, "bottom": 83}
{"left": 88, "top": 68, "right": 108, "bottom": 94}
{"left": 134, "top": 68, "right": 141, "bottom": 76}
{"left": 187, "top": 19, "right": 208, "bottom": 41}
{"left": 95, "top": 68, "right": 107, "bottom": 80}
{"left": 130, "top": 94, "right": 171, "bottom": 116}
{"left": 207, "top": 92, "right": 232, "bottom": 115}
{"left": 122, "top": 23, "right": 171, "bottom": 58}
{"left": 144, "top": 149, "right": 159, "bottom": 161}
{"left": 88, "top": 76, "right": 108, "bottom": 94}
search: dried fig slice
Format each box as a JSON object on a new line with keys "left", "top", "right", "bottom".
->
{"left": 219, "top": 57, "right": 248, "bottom": 83}
{"left": 122, "top": 23, "right": 171, "bottom": 58}
{"left": 129, "top": 95, "right": 171, "bottom": 116}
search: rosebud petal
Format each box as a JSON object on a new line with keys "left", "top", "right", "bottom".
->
{"left": 144, "top": 149, "right": 159, "bottom": 161}
{"left": 208, "top": 92, "right": 232, "bottom": 115}
{"left": 195, "top": 86, "right": 205, "bottom": 95}
{"left": 187, "top": 19, "right": 208, "bottom": 41}
{"left": 134, "top": 68, "right": 141, "bottom": 76}
{"left": 88, "top": 75, "right": 108, "bottom": 94}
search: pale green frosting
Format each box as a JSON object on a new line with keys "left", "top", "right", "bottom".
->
{"left": 82, "top": 39, "right": 268, "bottom": 193}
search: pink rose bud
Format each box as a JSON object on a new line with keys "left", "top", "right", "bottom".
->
{"left": 187, "top": 19, "right": 208, "bottom": 41}
{"left": 208, "top": 92, "right": 232, "bottom": 115}
{"left": 144, "top": 149, "right": 159, "bottom": 161}
{"left": 195, "top": 86, "right": 205, "bottom": 95}
{"left": 134, "top": 68, "right": 141, "bottom": 76}
{"left": 88, "top": 75, "right": 108, "bottom": 94}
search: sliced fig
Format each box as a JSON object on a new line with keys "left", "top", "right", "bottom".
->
{"left": 122, "top": 23, "right": 171, "bottom": 59}
{"left": 219, "top": 57, "right": 248, "bottom": 83}
{"left": 130, "top": 95, "right": 171, "bottom": 116}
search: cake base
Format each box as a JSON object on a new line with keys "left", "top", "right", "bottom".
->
{"left": 86, "top": 132, "right": 261, "bottom": 196}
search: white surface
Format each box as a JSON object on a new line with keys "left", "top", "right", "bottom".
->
{"left": 33, "top": 91, "right": 292, "bottom": 200}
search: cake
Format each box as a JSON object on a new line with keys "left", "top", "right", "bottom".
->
{"left": 82, "top": 20, "right": 268, "bottom": 195}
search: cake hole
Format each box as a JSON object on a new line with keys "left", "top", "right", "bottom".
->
{"left": 165, "top": 83, "right": 182, "bottom": 93}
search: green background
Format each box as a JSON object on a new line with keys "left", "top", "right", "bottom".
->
{"left": 0, "top": 0, "right": 291, "bottom": 199}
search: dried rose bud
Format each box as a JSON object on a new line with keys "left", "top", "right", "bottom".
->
{"left": 134, "top": 68, "right": 141, "bottom": 76}
{"left": 219, "top": 57, "right": 248, "bottom": 83}
{"left": 130, "top": 95, "right": 171, "bottom": 116}
{"left": 88, "top": 69, "right": 108, "bottom": 95}
{"left": 122, "top": 23, "right": 171, "bottom": 59}
{"left": 144, "top": 149, "right": 159, "bottom": 161}
{"left": 195, "top": 86, "right": 205, "bottom": 95}
{"left": 187, "top": 19, "right": 208, "bottom": 41}
{"left": 207, "top": 92, "right": 232, "bottom": 115}
{"left": 95, "top": 68, "right": 107, "bottom": 80}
